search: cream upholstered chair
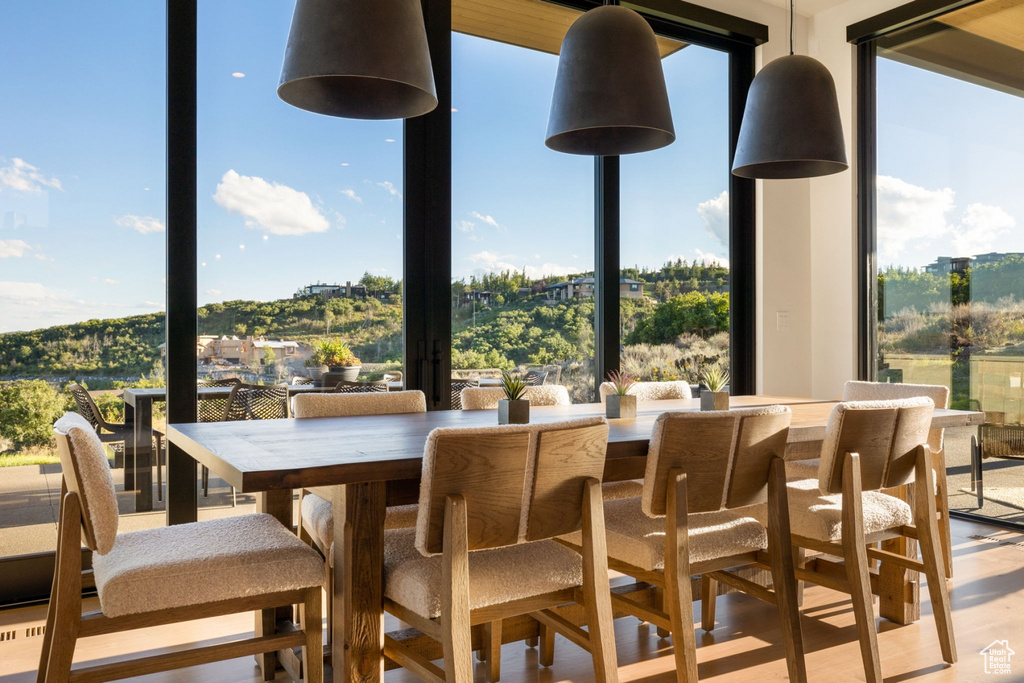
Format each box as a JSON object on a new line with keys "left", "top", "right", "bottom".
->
{"left": 560, "top": 406, "right": 806, "bottom": 683}
{"left": 41, "top": 413, "right": 323, "bottom": 683}
{"left": 460, "top": 385, "right": 571, "bottom": 410}
{"left": 759, "top": 397, "right": 955, "bottom": 683}
{"left": 293, "top": 391, "right": 427, "bottom": 643}
{"left": 382, "top": 417, "right": 618, "bottom": 683}
{"left": 787, "top": 380, "right": 954, "bottom": 578}
{"left": 597, "top": 380, "right": 692, "bottom": 403}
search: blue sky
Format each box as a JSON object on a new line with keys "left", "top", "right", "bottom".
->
{"left": 13, "top": 2, "right": 1015, "bottom": 333}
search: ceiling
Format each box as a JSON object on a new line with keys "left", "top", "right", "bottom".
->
{"left": 759, "top": 0, "right": 859, "bottom": 16}
{"left": 939, "top": 0, "right": 1024, "bottom": 52}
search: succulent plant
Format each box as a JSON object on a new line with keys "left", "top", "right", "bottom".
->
{"left": 606, "top": 369, "right": 636, "bottom": 396}
{"left": 700, "top": 365, "right": 730, "bottom": 393}
{"left": 500, "top": 371, "right": 528, "bottom": 401}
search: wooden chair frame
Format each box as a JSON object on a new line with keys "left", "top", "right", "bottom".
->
{"left": 39, "top": 430, "right": 322, "bottom": 683}
{"left": 383, "top": 480, "right": 617, "bottom": 683}
{"left": 787, "top": 445, "right": 955, "bottom": 683}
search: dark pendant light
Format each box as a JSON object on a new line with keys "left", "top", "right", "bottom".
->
{"left": 278, "top": 0, "right": 437, "bottom": 120}
{"left": 731, "top": 0, "right": 847, "bottom": 179}
{"left": 546, "top": 3, "right": 674, "bottom": 156}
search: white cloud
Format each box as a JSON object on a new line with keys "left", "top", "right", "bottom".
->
{"left": 103, "top": 278, "right": 119, "bottom": 286}
{"left": 340, "top": 188, "right": 362, "bottom": 203}
{"left": 0, "top": 239, "right": 31, "bottom": 258}
{"left": 205, "top": 289, "right": 222, "bottom": 296}
{"left": 116, "top": 214, "right": 165, "bottom": 234}
{"left": 693, "top": 249, "right": 730, "bottom": 268}
{"left": 0, "top": 158, "right": 62, "bottom": 193}
{"left": 697, "top": 190, "right": 729, "bottom": 247}
{"left": 213, "top": 169, "right": 330, "bottom": 236}
{"left": 465, "top": 250, "right": 575, "bottom": 279}
{"left": 376, "top": 180, "right": 402, "bottom": 198}
{"left": 0, "top": 281, "right": 154, "bottom": 333}
{"left": 470, "top": 211, "right": 502, "bottom": 230}
{"left": 33, "top": 252, "right": 53, "bottom": 262}
{"left": 456, "top": 220, "right": 475, "bottom": 233}
{"left": 877, "top": 175, "right": 954, "bottom": 261}
{"left": 951, "top": 203, "right": 1015, "bottom": 256}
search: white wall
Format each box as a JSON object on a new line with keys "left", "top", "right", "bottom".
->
{"left": 685, "top": 0, "right": 914, "bottom": 398}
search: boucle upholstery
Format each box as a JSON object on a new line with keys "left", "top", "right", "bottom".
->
{"left": 818, "top": 397, "right": 933, "bottom": 495}
{"left": 460, "top": 385, "right": 571, "bottom": 410}
{"left": 384, "top": 528, "right": 583, "bottom": 618}
{"left": 601, "top": 479, "right": 643, "bottom": 500}
{"left": 561, "top": 497, "right": 767, "bottom": 571}
{"left": 301, "top": 493, "right": 418, "bottom": 552}
{"left": 91, "top": 513, "right": 323, "bottom": 617}
{"left": 843, "top": 381, "right": 948, "bottom": 453}
{"left": 786, "top": 458, "right": 938, "bottom": 495}
{"left": 292, "top": 390, "right": 426, "bottom": 418}
{"left": 414, "top": 417, "right": 608, "bottom": 555}
{"left": 54, "top": 412, "right": 119, "bottom": 555}
{"left": 753, "top": 478, "right": 911, "bottom": 542}
{"left": 598, "top": 380, "right": 692, "bottom": 403}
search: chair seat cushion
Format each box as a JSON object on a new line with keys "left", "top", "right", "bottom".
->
{"left": 92, "top": 513, "right": 323, "bottom": 618}
{"left": 383, "top": 528, "right": 583, "bottom": 619}
{"left": 755, "top": 478, "right": 912, "bottom": 542}
{"left": 301, "top": 493, "right": 417, "bottom": 553}
{"left": 601, "top": 479, "right": 643, "bottom": 501}
{"left": 562, "top": 497, "right": 767, "bottom": 572}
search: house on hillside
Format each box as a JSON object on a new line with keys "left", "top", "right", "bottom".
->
{"left": 295, "top": 281, "right": 367, "bottom": 300}
{"left": 459, "top": 290, "right": 492, "bottom": 307}
{"left": 161, "top": 336, "right": 299, "bottom": 366}
{"left": 544, "top": 277, "right": 643, "bottom": 302}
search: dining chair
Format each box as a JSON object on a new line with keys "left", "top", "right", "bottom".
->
{"left": 759, "top": 397, "right": 955, "bottom": 683}
{"left": 459, "top": 385, "right": 570, "bottom": 410}
{"left": 597, "top": 380, "right": 692, "bottom": 403}
{"left": 449, "top": 378, "right": 479, "bottom": 411}
{"left": 559, "top": 406, "right": 805, "bottom": 683}
{"left": 67, "top": 383, "right": 166, "bottom": 501}
{"left": 41, "top": 412, "right": 323, "bottom": 683}
{"left": 333, "top": 379, "right": 389, "bottom": 393}
{"left": 787, "top": 380, "right": 954, "bottom": 578}
{"left": 211, "top": 383, "right": 289, "bottom": 506}
{"left": 292, "top": 390, "right": 428, "bottom": 644}
{"left": 382, "top": 417, "right": 618, "bottom": 683}
{"left": 197, "top": 377, "right": 241, "bottom": 501}
{"left": 291, "top": 375, "right": 316, "bottom": 385}
{"left": 523, "top": 370, "right": 547, "bottom": 386}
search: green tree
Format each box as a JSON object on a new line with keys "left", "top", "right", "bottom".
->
{"left": 0, "top": 380, "right": 66, "bottom": 449}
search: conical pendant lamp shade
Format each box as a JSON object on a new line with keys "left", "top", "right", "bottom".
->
{"left": 546, "top": 5, "right": 674, "bottom": 156}
{"left": 278, "top": 0, "right": 437, "bottom": 120}
{"left": 732, "top": 55, "right": 847, "bottom": 179}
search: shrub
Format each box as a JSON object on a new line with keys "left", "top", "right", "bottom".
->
{"left": 0, "top": 380, "right": 67, "bottom": 450}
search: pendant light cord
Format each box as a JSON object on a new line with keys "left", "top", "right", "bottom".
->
{"left": 789, "top": 0, "right": 794, "bottom": 56}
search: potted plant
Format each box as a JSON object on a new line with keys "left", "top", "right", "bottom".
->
{"left": 320, "top": 338, "right": 362, "bottom": 385}
{"left": 700, "top": 366, "right": 730, "bottom": 411}
{"left": 304, "top": 343, "right": 329, "bottom": 381}
{"left": 605, "top": 369, "right": 637, "bottom": 419}
{"left": 498, "top": 372, "right": 530, "bottom": 425}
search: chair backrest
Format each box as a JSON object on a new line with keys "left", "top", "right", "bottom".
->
{"left": 67, "top": 383, "right": 104, "bottom": 431}
{"left": 460, "top": 385, "right": 571, "bottom": 410}
{"left": 291, "top": 376, "right": 315, "bottom": 385}
{"left": 292, "top": 390, "right": 427, "bottom": 418}
{"left": 842, "top": 380, "right": 948, "bottom": 453}
{"left": 334, "top": 380, "right": 389, "bottom": 394}
{"left": 53, "top": 412, "right": 120, "bottom": 555}
{"left": 598, "top": 380, "right": 692, "bottom": 404}
{"left": 641, "top": 406, "right": 791, "bottom": 517}
{"left": 197, "top": 377, "right": 242, "bottom": 423}
{"left": 524, "top": 370, "right": 547, "bottom": 386}
{"left": 383, "top": 371, "right": 403, "bottom": 383}
{"left": 224, "top": 383, "right": 289, "bottom": 421}
{"left": 817, "top": 397, "right": 934, "bottom": 494}
{"left": 415, "top": 417, "right": 609, "bottom": 555}
{"left": 449, "top": 378, "right": 479, "bottom": 410}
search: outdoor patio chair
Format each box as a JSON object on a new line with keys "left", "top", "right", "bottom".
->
{"left": 382, "top": 417, "right": 618, "bottom": 683}
{"left": 291, "top": 376, "right": 315, "bottom": 385}
{"left": 449, "top": 378, "right": 479, "bottom": 410}
{"left": 524, "top": 370, "right": 547, "bottom": 385}
{"left": 197, "top": 377, "right": 241, "bottom": 502}
{"left": 67, "top": 382, "right": 165, "bottom": 500}
{"left": 41, "top": 412, "right": 323, "bottom": 683}
{"left": 333, "top": 379, "right": 389, "bottom": 393}
{"left": 559, "top": 406, "right": 806, "bottom": 683}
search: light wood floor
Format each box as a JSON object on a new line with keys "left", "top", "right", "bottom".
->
{"left": 1, "top": 517, "right": 1022, "bottom": 682}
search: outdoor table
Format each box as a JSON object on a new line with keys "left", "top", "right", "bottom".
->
{"left": 166, "top": 395, "right": 983, "bottom": 683}
{"left": 121, "top": 384, "right": 323, "bottom": 512}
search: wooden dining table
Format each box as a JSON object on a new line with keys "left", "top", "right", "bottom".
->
{"left": 166, "top": 394, "right": 983, "bottom": 683}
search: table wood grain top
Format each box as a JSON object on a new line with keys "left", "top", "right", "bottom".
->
{"left": 166, "top": 395, "right": 983, "bottom": 493}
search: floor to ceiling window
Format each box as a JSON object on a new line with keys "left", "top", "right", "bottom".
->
{"left": 866, "top": 0, "right": 1024, "bottom": 527}
{"left": 450, "top": 1, "right": 595, "bottom": 403}
{"left": 620, "top": 42, "right": 731, "bottom": 390}
{"left": 196, "top": 0, "right": 404, "bottom": 508}
{"left": 0, "top": 0, "right": 167, "bottom": 601}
